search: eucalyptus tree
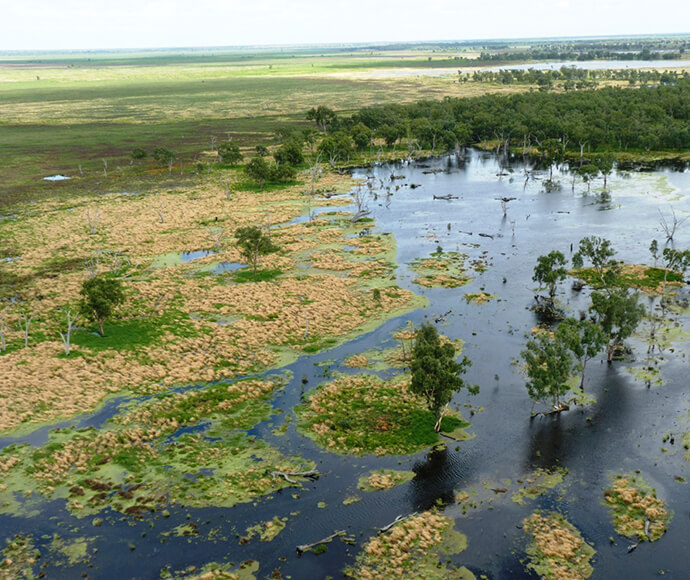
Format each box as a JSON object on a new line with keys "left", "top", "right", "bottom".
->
{"left": 410, "top": 323, "right": 476, "bottom": 432}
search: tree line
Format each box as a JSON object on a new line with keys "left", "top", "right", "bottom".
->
{"left": 301, "top": 79, "right": 689, "bottom": 160}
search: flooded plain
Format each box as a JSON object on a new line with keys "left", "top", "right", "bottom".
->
{"left": 1, "top": 150, "right": 689, "bottom": 579}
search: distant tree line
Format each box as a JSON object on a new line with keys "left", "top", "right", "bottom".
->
{"left": 305, "top": 79, "right": 690, "bottom": 157}
{"left": 463, "top": 67, "right": 689, "bottom": 91}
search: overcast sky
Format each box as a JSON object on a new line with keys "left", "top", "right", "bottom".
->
{"left": 0, "top": 0, "right": 687, "bottom": 52}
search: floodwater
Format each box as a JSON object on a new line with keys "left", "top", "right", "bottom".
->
{"left": 1, "top": 151, "right": 689, "bottom": 579}
{"left": 350, "top": 60, "right": 690, "bottom": 78}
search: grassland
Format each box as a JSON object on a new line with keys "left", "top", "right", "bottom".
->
{"left": 0, "top": 46, "right": 534, "bottom": 208}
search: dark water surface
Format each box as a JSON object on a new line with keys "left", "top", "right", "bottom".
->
{"left": 2, "top": 151, "right": 689, "bottom": 579}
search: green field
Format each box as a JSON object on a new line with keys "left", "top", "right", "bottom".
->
{"left": 0, "top": 46, "right": 490, "bottom": 206}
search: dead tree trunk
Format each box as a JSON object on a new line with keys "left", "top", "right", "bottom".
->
{"left": 60, "top": 310, "right": 79, "bottom": 356}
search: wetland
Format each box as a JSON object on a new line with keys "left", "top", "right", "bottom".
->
{"left": 1, "top": 149, "right": 689, "bottom": 579}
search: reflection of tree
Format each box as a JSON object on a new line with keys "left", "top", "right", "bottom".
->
{"left": 526, "top": 417, "right": 566, "bottom": 470}
{"left": 525, "top": 366, "right": 630, "bottom": 471}
{"left": 409, "top": 446, "right": 457, "bottom": 511}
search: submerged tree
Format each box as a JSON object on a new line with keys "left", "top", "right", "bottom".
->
{"left": 79, "top": 276, "right": 126, "bottom": 337}
{"left": 234, "top": 226, "right": 279, "bottom": 277}
{"left": 409, "top": 323, "right": 476, "bottom": 432}
{"left": 533, "top": 251, "right": 568, "bottom": 301}
{"left": 521, "top": 330, "right": 572, "bottom": 413}
{"left": 555, "top": 318, "right": 607, "bottom": 389}
{"left": 572, "top": 236, "right": 618, "bottom": 288}
{"left": 590, "top": 289, "right": 644, "bottom": 362}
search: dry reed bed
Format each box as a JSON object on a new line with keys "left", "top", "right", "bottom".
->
{"left": 0, "top": 167, "right": 417, "bottom": 434}
{"left": 523, "top": 512, "right": 595, "bottom": 580}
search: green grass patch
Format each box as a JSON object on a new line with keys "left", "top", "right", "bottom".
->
{"left": 0, "top": 376, "right": 311, "bottom": 517}
{"left": 231, "top": 268, "right": 282, "bottom": 283}
{"left": 230, "top": 179, "right": 301, "bottom": 193}
{"left": 70, "top": 309, "right": 201, "bottom": 352}
{"left": 574, "top": 265, "right": 683, "bottom": 291}
{"left": 408, "top": 251, "right": 472, "bottom": 289}
{"left": 296, "top": 373, "right": 471, "bottom": 455}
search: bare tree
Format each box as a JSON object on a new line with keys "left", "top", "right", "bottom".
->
{"left": 327, "top": 150, "right": 339, "bottom": 170}
{"left": 78, "top": 164, "right": 84, "bottom": 176}
{"left": 102, "top": 158, "right": 108, "bottom": 177}
{"left": 210, "top": 135, "right": 217, "bottom": 152}
{"left": 265, "top": 211, "right": 273, "bottom": 241}
{"left": 351, "top": 185, "right": 371, "bottom": 222}
{"left": 104, "top": 250, "right": 130, "bottom": 275}
{"left": 85, "top": 254, "right": 99, "bottom": 278}
{"left": 85, "top": 209, "right": 101, "bottom": 235}
{"left": 19, "top": 311, "right": 33, "bottom": 348}
{"left": 658, "top": 207, "right": 688, "bottom": 242}
{"left": 497, "top": 197, "right": 517, "bottom": 217}
{"left": 0, "top": 306, "right": 9, "bottom": 352}
{"left": 156, "top": 202, "right": 166, "bottom": 224}
{"left": 59, "top": 309, "right": 80, "bottom": 356}
{"left": 308, "top": 154, "right": 323, "bottom": 197}
{"left": 207, "top": 227, "right": 224, "bottom": 252}
{"left": 306, "top": 155, "right": 323, "bottom": 224}
{"left": 224, "top": 181, "right": 231, "bottom": 200}
{"left": 167, "top": 157, "right": 174, "bottom": 175}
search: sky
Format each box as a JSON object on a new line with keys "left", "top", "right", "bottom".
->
{"left": 0, "top": 0, "right": 687, "bottom": 52}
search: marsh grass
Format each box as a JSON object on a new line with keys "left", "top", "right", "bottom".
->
{"left": 603, "top": 474, "right": 671, "bottom": 542}
{"left": 296, "top": 373, "right": 470, "bottom": 455}
{"left": 523, "top": 512, "right": 595, "bottom": 580}
{"left": 574, "top": 265, "right": 683, "bottom": 292}
{"left": 346, "top": 510, "right": 470, "bottom": 579}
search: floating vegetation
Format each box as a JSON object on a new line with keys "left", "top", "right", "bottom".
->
{"left": 573, "top": 264, "right": 683, "bottom": 293}
{"left": 512, "top": 467, "right": 567, "bottom": 505}
{"left": 49, "top": 535, "right": 92, "bottom": 566}
{"left": 523, "top": 512, "right": 595, "bottom": 580}
{"left": 296, "top": 373, "right": 471, "bottom": 455}
{"left": 343, "top": 354, "right": 370, "bottom": 368}
{"left": 463, "top": 292, "right": 496, "bottom": 305}
{"left": 161, "top": 559, "right": 260, "bottom": 579}
{"left": 345, "top": 510, "right": 472, "bottom": 579}
{"left": 408, "top": 251, "right": 472, "bottom": 288}
{"left": 604, "top": 474, "right": 672, "bottom": 542}
{"left": 244, "top": 517, "right": 287, "bottom": 543}
{"left": 1, "top": 534, "right": 40, "bottom": 580}
{"left": 0, "top": 378, "right": 313, "bottom": 516}
{"left": 357, "top": 469, "right": 415, "bottom": 491}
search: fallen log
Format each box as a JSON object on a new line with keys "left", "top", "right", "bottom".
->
{"left": 478, "top": 233, "right": 494, "bottom": 239}
{"left": 533, "top": 402, "right": 571, "bottom": 417}
{"left": 270, "top": 470, "right": 320, "bottom": 484}
{"left": 379, "top": 513, "right": 416, "bottom": 534}
{"left": 297, "top": 530, "right": 346, "bottom": 554}
{"left": 433, "top": 194, "right": 459, "bottom": 200}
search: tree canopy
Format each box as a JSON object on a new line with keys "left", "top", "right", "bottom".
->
{"left": 533, "top": 251, "right": 568, "bottom": 300}
{"left": 409, "top": 323, "right": 475, "bottom": 432}
{"left": 79, "top": 276, "right": 126, "bottom": 337}
{"left": 234, "top": 226, "right": 279, "bottom": 276}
